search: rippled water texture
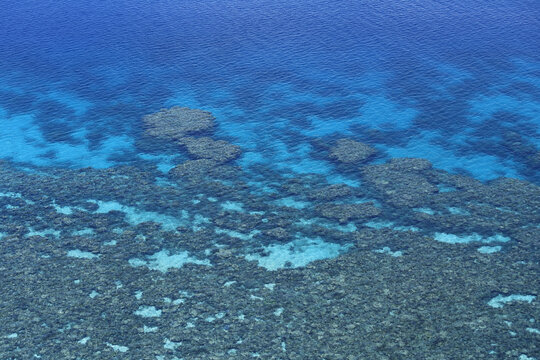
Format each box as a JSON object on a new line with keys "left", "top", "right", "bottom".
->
{"left": 0, "top": 0, "right": 539, "bottom": 358}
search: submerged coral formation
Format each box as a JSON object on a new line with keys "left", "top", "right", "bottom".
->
{"left": 143, "top": 107, "right": 243, "bottom": 183}
{"left": 329, "top": 138, "right": 377, "bottom": 163}
{"left": 362, "top": 158, "right": 438, "bottom": 207}
{"left": 143, "top": 106, "right": 215, "bottom": 140}
{"left": 0, "top": 109, "right": 538, "bottom": 359}
{"left": 179, "top": 136, "right": 242, "bottom": 163}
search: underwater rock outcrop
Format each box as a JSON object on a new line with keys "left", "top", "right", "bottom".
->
{"left": 179, "top": 136, "right": 241, "bottom": 163}
{"left": 361, "top": 158, "right": 438, "bottom": 208}
{"left": 143, "top": 106, "right": 215, "bottom": 140}
{"left": 329, "top": 138, "right": 376, "bottom": 164}
{"left": 143, "top": 106, "right": 243, "bottom": 181}
{"left": 143, "top": 106, "right": 241, "bottom": 179}
{"left": 169, "top": 159, "right": 240, "bottom": 181}
{"left": 480, "top": 177, "right": 540, "bottom": 214}
{"left": 169, "top": 159, "right": 219, "bottom": 178}
{"left": 308, "top": 183, "right": 355, "bottom": 201}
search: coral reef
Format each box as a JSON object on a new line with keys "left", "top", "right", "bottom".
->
{"left": 144, "top": 107, "right": 242, "bottom": 182}
{"left": 361, "top": 158, "right": 438, "bottom": 207}
{"left": 179, "top": 136, "right": 241, "bottom": 163}
{"left": 1, "top": 116, "right": 539, "bottom": 359}
{"left": 143, "top": 106, "right": 215, "bottom": 140}
{"left": 317, "top": 202, "right": 381, "bottom": 223}
{"left": 329, "top": 138, "right": 377, "bottom": 163}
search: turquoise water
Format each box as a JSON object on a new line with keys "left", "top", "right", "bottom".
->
{"left": 0, "top": 0, "right": 539, "bottom": 358}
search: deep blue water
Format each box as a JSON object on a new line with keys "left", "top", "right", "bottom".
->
{"left": 0, "top": 0, "right": 539, "bottom": 182}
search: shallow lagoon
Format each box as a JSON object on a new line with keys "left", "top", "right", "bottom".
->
{"left": 0, "top": 0, "right": 539, "bottom": 358}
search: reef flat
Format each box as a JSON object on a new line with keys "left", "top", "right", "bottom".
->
{"left": 0, "top": 108, "right": 538, "bottom": 359}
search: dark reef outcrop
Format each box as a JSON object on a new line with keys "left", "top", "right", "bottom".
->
{"left": 179, "top": 136, "right": 241, "bottom": 163}
{"left": 329, "top": 138, "right": 377, "bottom": 164}
{"left": 143, "top": 106, "right": 215, "bottom": 140}
{"left": 361, "top": 158, "right": 438, "bottom": 208}
{"left": 143, "top": 106, "right": 243, "bottom": 181}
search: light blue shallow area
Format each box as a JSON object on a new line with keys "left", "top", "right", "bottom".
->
{"left": 477, "top": 246, "right": 502, "bottom": 254}
{"left": 245, "top": 236, "right": 351, "bottom": 271}
{"left": 433, "top": 233, "right": 511, "bottom": 245}
{"left": 129, "top": 250, "right": 211, "bottom": 273}
{"left": 0, "top": 0, "right": 538, "bottom": 184}
{"left": 487, "top": 294, "right": 537, "bottom": 309}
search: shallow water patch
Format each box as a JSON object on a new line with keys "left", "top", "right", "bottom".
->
{"left": 447, "top": 207, "right": 470, "bottom": 215}
{"left": 192, "top": 214, "right": 211, "bottom": 231}
{"left": 53, "top": 201, "right": 76, "bottom": 215}
{"left": 26, "top": 228, "right": 60, "bottom": 238}
{"left": 487, "top": 294, "right": 536, "bottom": 308}
{"left": 477, "top": 246, "right": 502, "bottom": 254}
{"left": 88, "top": 199, "right": 188, "bottom": 231}
{"left": 106, "top": 343, "right": 129, "bottom": 353}
{"left": 142, "top": 325, "right": 158, "bottom": 333}
{"left": 433, "top": 232, "right": 510, "bottom": 244}
{"left": 296, "top": 218, "right": 357, "bottom": 233}
{"left": 128, "top": 249, "right": 211, "bottom": 272}
{"left": 221, "top": 201, "right": 244, "bottom": 212}
{"left": 245, "top": 236, "right": 351, "bottom": 271}
{"left": 72, "top": 228, "right": 95, "bottom": 236}
{"left": 163, "top": 338, "right": 182, "bottom": 351}
{"left": 67, "top": 249, "right": 100, "bottom": 259}
{"left": 413, "top": 207, "right": 436, "bottom": 215}
{"left": 326, "top": 174, "right": 361, "bottom": 187}
{"left": 78, "top": 336, "right": 90, "bottom": 345}
{"left": 364, "top": 220, "right": 419, "bottom": 232}
{"left": 134, "top": 305, "right": 162, "bottom": 318}
{"left": 274, "top": 197, "right": 311, "bottom": 209}
{"left": 215, "top": 228, "right": 261, "bottom": 241}
{"left": 0, "top": 191, "right": 34, "bottom": 204}
{"left": 373, "top": 246, "right": 403, "bottom": 257}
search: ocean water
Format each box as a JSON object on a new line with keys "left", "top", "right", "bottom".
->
{"left": 0, "top": 0, "right": 539, "bottom": 358}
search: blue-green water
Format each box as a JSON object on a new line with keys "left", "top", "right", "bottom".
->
{"left": 0, "top": 1, "right": 539, "bottom": 358}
